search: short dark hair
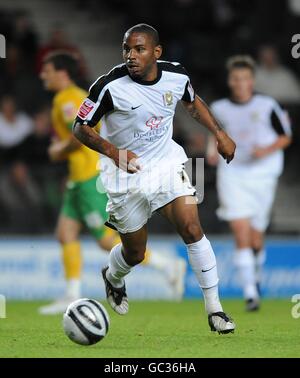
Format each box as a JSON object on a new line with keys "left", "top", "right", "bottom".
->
{"left": 124, "top": 23, "right": 160, "bottom": 46}
{"left": 43, "top": 51, "right": 79, "bottom": 80}
{"left": 226, "top": 55, "right": 256, "bottom": 74}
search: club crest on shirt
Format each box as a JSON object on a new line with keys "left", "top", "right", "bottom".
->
{"left": 163, "top": 91, "right": 173, "bottom": 106}
{"left": 62, "top": 102, "right": 76, "bottom": 120}
{"left": 250, "top": 111, "right": 260, "bottom": 122}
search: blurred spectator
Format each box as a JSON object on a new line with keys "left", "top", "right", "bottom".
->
{"left": 0, "top": 45, "right": 23, "bottom": 96}
{"left": 22, "top": 107, "right": 52, "bottom": 167}
{"left": 0, "top": 95, "right": 33, "bottom": 155}
{"left": 10, "top": 10, "right": 38, "bottom": 65}
{"left": 0, "top": 160, "right": 44, "bottom": 232}
{"left": 0, "top": 9, "right": 12, "bottom": 40}
{"left": 22, "top": 108, "right": 67, "bottom": 228}
{"left": 36, "top": 26, "right": 89, "bottom": 84}
{"left": 211, "top": 0, "right": 235, "bottom": 30}
{"left": 255, "top": 45, "right": 300, "bottom": 104}
{"left": 0, "top": 95, "right": 44, "bottom": 232}
{"left": 0, "top": 45, "right": 46, "bottom": 114}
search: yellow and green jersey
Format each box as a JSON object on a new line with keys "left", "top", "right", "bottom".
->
{"left": 52, "top": 85, "right": 100, "bottom": 182}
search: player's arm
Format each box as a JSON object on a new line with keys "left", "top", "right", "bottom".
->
{"left": 72, "top": 81, "right": 140, "bottom": 173}
{"left": 48, "top": 136, "right": 82, "bottom": 162}
{"left": 49, "top": 100, "right": 84, "bottom": 161}
{"left": 73, "top": 123, "right": 139, "bottom": 173}
{"left": 252, "top": 136, "right": 291, "bottom": 159}
{"left": 252, "top": 106, "right": 292, "bottom": 159}
{"left": 183, "top": 95, "right": 236, "bottom": 163}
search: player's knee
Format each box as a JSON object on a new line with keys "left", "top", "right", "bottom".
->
{"left": 98, "top": 237, "right": 113, "bottom": 252}
{"left": 252, "top": 240, "right": 263, "bottom": 254}
{"left": 123, "top": 247, "right": 146, "bottom": 266}
{"left": 55, "top": 229, "right": 64, "bottom": 244}
{"left": 180, "top": 222, "right": 203, "bottom": 244}
{"left": 55, "top": 229, "right": 76, "bottom": 245}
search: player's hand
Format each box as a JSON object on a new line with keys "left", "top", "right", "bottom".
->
{"left": 113, "top": 149, "right": 141, "bottom": 174}
{"left": 216, "top": 130, "right": 236, "bottom": 164}
{"left": 48, "top": 139, "right": 67, "bottom": 162}
{"left": 252, "top": 146, "right": 270, "bottom": 159}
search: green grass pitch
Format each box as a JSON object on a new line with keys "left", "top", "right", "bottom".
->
{"left": 0, "top": 300, "right": 298, "bottom": 358}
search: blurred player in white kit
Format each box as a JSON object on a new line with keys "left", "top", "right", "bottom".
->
{"left": 208, "top": 56, "right": 292, "bottom": 311}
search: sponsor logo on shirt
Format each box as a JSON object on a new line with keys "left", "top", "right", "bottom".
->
{"left": 134, "top": 116, "right": 167, "bottom": 142}
{"left": 77, "top": 99, "right": 95, "bottom": 120}
{"left": 146, "top": 116, "right": 163, "bottom": 130}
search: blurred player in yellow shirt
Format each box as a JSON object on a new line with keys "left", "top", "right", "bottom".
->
{"left": 38, "top": 52, "right": 186, "bottom": 314}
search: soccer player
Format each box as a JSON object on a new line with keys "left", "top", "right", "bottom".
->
{"left": 73, "top": 24, "right": 236, "bottom": 333}
{"left": 207, "top": 56, "right": 292, "bottom": 311}
{"left": 39, "top": 52, "right": 184, "bottom": 315}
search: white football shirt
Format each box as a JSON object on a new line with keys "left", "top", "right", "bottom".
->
{"left": 75, "top": 61, "right": 195, "bottom": 190}
{"left": 211, "top": 94, "right": 291, "bottom": 177}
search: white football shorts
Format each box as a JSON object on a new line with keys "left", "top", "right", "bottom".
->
{"left": 216, "top": 170, "right": 278, "bottom": 231}
{"left": 106, "top": 164, "right": 197, "bottom": 233}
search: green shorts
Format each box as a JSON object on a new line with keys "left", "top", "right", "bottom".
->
{"left": 61, "top": 175, "right": 109, "bottom": 239}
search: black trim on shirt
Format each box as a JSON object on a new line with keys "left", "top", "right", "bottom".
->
{"left": 270, "top": 109, "right": 286, "bottom": 135}
{"left": 181, "top": 80, "right": 194, "bottom": 102}
{"left": 129, "top": 62, "right": 190, "bottom": 86}
{"left": 129, "top": 65, "right": 162, "bottom": 86}
{"left": 88, "top": 89, "right": 114, "bottom": 127}
{"left": 88, "top": 65, "right": 128, "bottom": 102}
{"left": 75, "top": 66, "right": 127, "bottom": 127}
{"left": 75, "top": 61, "right": 194, "bottom": 126}
{"left": 158, "top": 61, "right": 189, "bottom": 76}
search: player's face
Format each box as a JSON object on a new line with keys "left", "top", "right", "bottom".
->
{"left": 40, "top": 62, "right": 60, "bottom": 91}
{"left": 228, "top": 68, "right": 255, "bottom": 98}
{"left": 123, "top": 32, "right": 162, "bottom": 80}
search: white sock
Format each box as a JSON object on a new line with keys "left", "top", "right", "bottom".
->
{"left": 66, "top": 279, "right": 81, "bottom": 299}
{"left": 106, "top": 243, "right": 132, "bottom": 288}
{"left": 255, "top": 249, "right": 266, "bottom": 285}
{"left": 234, "top": 248, "right": 258, "bottom": 300}
{"left": 187, "top": 235, "right": 223, "bottom": 314}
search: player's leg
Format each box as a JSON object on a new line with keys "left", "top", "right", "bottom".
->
{"left": 97, "top": 226, "right": 119, "bottom": 251}
{"left": 39, "top": 183, "right": 83, "bottom": 315}
{"left": 85, "top": 175, "right": 185, "bottom": 300}
{"left": 230, "top": 219, "right": 260, "bottom": 311}
{"left": 248, "top": 176, "right": 278, "bottom": 302}
{"left": 159, "top": 195, "right": 235, "bottom": 333}
{"left": 100, "top": 189, "right": 151, "bottom": 315}
{"left": 102, "top": 224, "right": 148, "bottom": 314}
{"left": 39, "top": 214, "right": 82, "bottom": 315}
{"left": 81, "top": 176, "right": 184, "bottom": 298}
{"left": 56, "top": 214, "right": 82, "bottom": 296}
{"left": 251, "top": 227, "right": 265, "bottom": 296}
{"left": 98, "top": 224, "right": 186, "bottom": 300}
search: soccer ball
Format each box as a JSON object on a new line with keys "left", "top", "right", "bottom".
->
{"left": 63, "top": 298, "right": 110, "bottom": 345}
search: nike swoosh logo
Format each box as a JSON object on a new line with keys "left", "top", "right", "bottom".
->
{"left": 131, "top": 105, "right": 142, "bottom": 110}
{"left": 201, "top": 265, "right": 216, "bottom": 273}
